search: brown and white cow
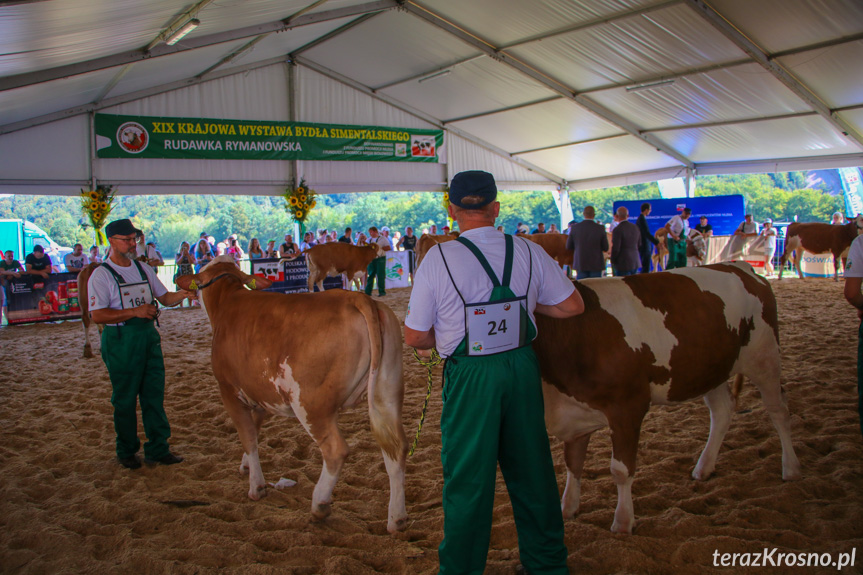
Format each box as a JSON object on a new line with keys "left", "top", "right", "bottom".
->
{"left": 305, "top": 242, "right": 384, "bottom": 292}
{"left": 176, "top": 256, "right": 408, "bottom": 533}
{"left": 778, "top": 215, "right": 863, "bottom": 281}
{"left": 653, "top": 228, "right": 706, "bottom": 271}
{"left": 533, "top": 262, "right": 801, "bottom": 533}
{"left": 78, "top": 263, "right": 101, "bottom": 358}
{"left": 519, "top": 233, "right": 574, "bottom": 270}
{"left": 415, "top": 233, "right": 457, "bottom": 269}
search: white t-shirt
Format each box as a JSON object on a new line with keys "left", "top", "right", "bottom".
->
{"left": 845, "top": 235, "right": 863, "bottom": 278}
{"left": 88, "top": 259, "right": 167, "bottom": 317}
{"left": 406, "top": 227, "right": 575, "bottom": 357}
{"left": 64, "top": 252, "right": 88, "bottom": 270}
{"left": 667, "top": 215, "right": 689, "bottom": 237}
{"left": 372, "top": 234, "right": 392, "bottom": 251}
{"left": 761, "top": 226, "right": 777, "bottom": 249}
{"left": 737, "top": 221, "right": 760, "bottom": 235}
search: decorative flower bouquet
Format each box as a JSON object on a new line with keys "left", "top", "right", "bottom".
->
{"left": 80, "top": 185, "right": 116, "bottom": 246}
{"left": 284, "top": 179, "right": 317, "bottom": 223}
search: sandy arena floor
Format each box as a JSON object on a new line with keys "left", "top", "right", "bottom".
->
{"left": 1, "top": 278, "right": 862, "bottom": 574}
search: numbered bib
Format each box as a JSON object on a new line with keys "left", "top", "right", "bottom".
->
{"left": 121, "top": 280, "right": 153, "bottom": 309}
{"left": 465, "top": 296, "right": 524, "bottom": 356}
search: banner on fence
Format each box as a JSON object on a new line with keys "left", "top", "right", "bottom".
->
{"left": 4, "top": 272, "right": 83, "bottom": 325}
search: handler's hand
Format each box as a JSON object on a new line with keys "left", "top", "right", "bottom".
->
{"left": 136, "top": 303, "right": 160, "bottom": 319}
{"left": 177, "top": 289, "right": 196, "bottom": 301}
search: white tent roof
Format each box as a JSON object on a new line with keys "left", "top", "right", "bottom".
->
{"left": 1, "top": 0, "right": 862, "bottom": 195}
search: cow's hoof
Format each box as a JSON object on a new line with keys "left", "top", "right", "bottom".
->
{"left": 691, "top": 468, "right": 714, "bottom": 481}
{"left": 83, "top": 346, "right": 93, "bottom": 359}
{"left": 312, "top": 502, "right": 332, "bottom": 520}
{"left": 611, "top": 520, "right": 634, "bottom": 535}
{"left": 248, "top": 485, "right": 267, "bottom": 501}
{"left": 783, "top": 469, "right": 802, "bottom": 481}
{"left": 388, "top": 515, "right": 408, "bottom": 533}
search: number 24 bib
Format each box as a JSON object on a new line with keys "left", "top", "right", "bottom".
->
{"left": 465, "top": 295, "right": 525, "bottom": 356}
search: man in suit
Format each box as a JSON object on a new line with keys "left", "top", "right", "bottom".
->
{"left": 566, "top": 206, "right": 609, "bottom": 279}
{"left": 611, "top": 206, "right": 641, "bottom": 276}
{"left": 636, "top": 202, "right": 658, "bottom": 273}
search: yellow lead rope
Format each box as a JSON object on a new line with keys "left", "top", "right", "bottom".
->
{"left": 409, "top": 348, "right": 443, "bottom": 456}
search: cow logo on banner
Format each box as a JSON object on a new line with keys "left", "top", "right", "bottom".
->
{"left": 411, "top": 135, "right": 436, "bottom": 157}
{"left": 117, "top": 122, "right": 149, "bottom": 154}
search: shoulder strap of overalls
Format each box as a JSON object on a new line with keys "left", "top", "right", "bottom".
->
{"left": 101, "top": 260, "right": 148, "bottom": 283}
{"left": 454, "top": 234, "right": 514, "bottom": 288}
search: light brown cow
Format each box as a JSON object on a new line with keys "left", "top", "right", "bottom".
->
{"left": 77, "top": 263, "right": 101, "bottom": 358}
{"left": 305, "top": 242, "right": 383, "bottom": 292}
{"left": 176, "top": 256, "right": 408, "bottom": 533}
{"left": 415, "top": 233, "right": 457, "bottom": 269}
{"left": 778, "top": 215, "right": 863, "bottom": 281}
{"left": 533, "top": 262, "right": 801, "bottom": 533}
{"left": 519, "top": 233, "right": 574, "bottom": 269}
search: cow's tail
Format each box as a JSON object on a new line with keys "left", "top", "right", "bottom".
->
{"left": 356, "top": 297, "right": 406, "bottom": 461}
{"left": 731, "top": 374, "right": 744, "bottom": 408}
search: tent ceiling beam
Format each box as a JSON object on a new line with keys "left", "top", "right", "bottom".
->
{"left": 294, "top": 55, "right": 565, "bottom": 185}
{"left": 403, "top": 2, "right": 694, "bottom": 169}
{"left": 684, "top": 0, "right": 863, "bottom": 150}
{"left": 645, "top": 111, "right": 819, "bottom": 134}
{"left": 445, "top": 96, "right": 564, "bottom": 124}
{"left": 0, "top": 57, "right": 289, "bottom": 136}
{"left": 290, "top": 13, "right": 382, "bottom": 58}
{"left": 513, "top": 133, "right": 628, "bottom": 156}
{"left": 0, "top": 0, "right": 400, "bottom": 92}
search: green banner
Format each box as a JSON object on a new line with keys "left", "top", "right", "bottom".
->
{"left": 94, "top": 114, "right": 443, "bottom": 162}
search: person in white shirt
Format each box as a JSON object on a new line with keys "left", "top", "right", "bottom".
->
{"left": 735, "top": 214, "right": 760, "bottom": 237}
{"left": 88, "top": 245, "right": 103, "bottom": 265}
{"left": 87, "top": 218, "right": 193, "bottom": 469}
{"left": 760, "top": 219, "right": 777, "bottom": 276}
{"left": 135, "top": 232, "right": 163, "bottom": 268}
{"left": 64, "top": 243, "right": 88, "bottom": 273}
{"left": 404, "top": 170, "right": 583, "bottom": 575}
{"left": 843, "top": 233, "right": 863, "bottom": 437}
{"left": 664, "top": 207, "right": 691, "bottom": 269}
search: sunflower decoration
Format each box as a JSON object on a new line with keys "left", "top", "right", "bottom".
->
{"left": 80, "top": 185, "right": 116, "bottom": 246}
{"left": 283, "top": 178, "right": 317, "bottom": 224}
{"left": 442, "top": 186, "right": 454, "bottom": 229}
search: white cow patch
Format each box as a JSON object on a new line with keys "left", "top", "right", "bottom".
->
{"left": 268, "top": 359, "right": 311, "bottom": 431}
{"left": 590, "top": 279, "right": 677, "bottom": 369}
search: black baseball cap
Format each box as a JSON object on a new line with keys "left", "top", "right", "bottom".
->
{"left": 106, "top": 218, "right": 141, "bottom": 237}
{"left": 449, "top": 170, "right": 497, "bottom": 209}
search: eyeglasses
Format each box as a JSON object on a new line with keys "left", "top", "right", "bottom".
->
{"left": 112, "top": 235, "right": 138, "bottom": 243}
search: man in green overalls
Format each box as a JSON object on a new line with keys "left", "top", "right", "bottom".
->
{"left": 405, "top": 171, "right": 585, "bottom": 574}
{"left": 87, "top": 219, "right": 194, "bottom": 469}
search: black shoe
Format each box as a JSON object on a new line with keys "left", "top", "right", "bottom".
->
{"left": 118, "top": 455, "right": 141, "bottom": 470}
{"left": 145, "top": 453, "right": 184, "bottom": 466}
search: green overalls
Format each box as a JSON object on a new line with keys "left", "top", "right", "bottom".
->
{"left": 667, "top": 235, "right": 687, "bottom": 269}
{"left": 438, "top": 235, "right": 568, "bottom": 575}
{"left": 99, "top": 261, "right": 172, "bottom": 461}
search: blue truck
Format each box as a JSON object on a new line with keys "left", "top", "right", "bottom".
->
{"left": 0, "top": 219, "right": 71, "bottom": 271}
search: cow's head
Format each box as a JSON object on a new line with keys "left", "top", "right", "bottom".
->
{"left": 176, "top": 255, "right": 273, "bottom": 293}
{"left": 687, "top": 230, "right": 707, "bottom": 261}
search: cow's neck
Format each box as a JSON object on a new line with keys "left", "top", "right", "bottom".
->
{"left": 200, "top": 280, "right": 245, "bottom": 325}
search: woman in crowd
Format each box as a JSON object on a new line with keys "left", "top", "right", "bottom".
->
{"left": 226, "top": 238, "right": 242, "bottom": 264}
{"left": 247, "top": 238, "right": 264, "bottom": 259}
{"left": 264, "top": 240, "right": 278, "bottom": 258}
{"left": 175, "top": 242, "right": 197, "bottom": 307}
{"left": 299, "top": 232, "right": 314, "bottom": 252}
{"left": 194, "top": 238, "right": 214, "bottom": 272}
{"left": 355, "top": 232, "right": 368, "bottom": 246}
{"left": 88, "top": 245, "right": 102, "bottom": 264}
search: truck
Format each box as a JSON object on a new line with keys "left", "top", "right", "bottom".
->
{"left": 0, "top": 219, "right": 71, "bottom": 271}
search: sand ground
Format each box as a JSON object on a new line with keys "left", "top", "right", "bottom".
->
{"left": 1, "top": 278, "right": 862, "bottom": 574}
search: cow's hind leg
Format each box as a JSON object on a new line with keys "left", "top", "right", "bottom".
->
{"left": 218, "top": 382, "right": 267, "bottom": 500}
{"left": 692, "top": 383, "right": 735, "bottom": 480}
{"left": 82, "top": 321, "right": 94, "bottom": 358}
{"left": 561, "top": 433, "right": 591, "bottom": 519}
{"left": 748, "top": 370, "right": 802, "bottom": 481}
{"left": 310, "top": 417, "right": 349, "bottom": 521}
{"left": 239, "top": 408, "right": 269, "bottom": 475}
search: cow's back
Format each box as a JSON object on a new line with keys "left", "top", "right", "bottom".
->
{"left": 534, "top": 262, "right": 778, "bottom": 405}
{"left": 521, "top": 233, "right": 573, "bottom": 268}
{"left": 415, "top": 234, "right": 456, "bottom": 269}
{"left": 307, "top": 243, "right": 376, "bottom": 280}
{"left": 787, "top": 221, "right": 857, "bottom": 255}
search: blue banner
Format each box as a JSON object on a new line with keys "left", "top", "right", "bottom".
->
{"left": 613, "top": 195, "right": 746, "bottom": 236}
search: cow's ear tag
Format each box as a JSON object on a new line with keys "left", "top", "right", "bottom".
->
{"left": 189, "top": 279, "right": 198, "bottom": 290}
{"left": 248, "top": 278, "right": 257, "bottom": 290}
